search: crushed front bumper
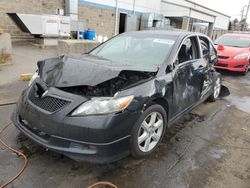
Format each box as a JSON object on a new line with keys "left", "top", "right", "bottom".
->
{"left": 11, "top": 86, "right": 141, "bottom": 163}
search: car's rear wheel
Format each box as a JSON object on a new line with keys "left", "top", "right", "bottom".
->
{"left": 208, "top": 75, "right": 221, "bottom": 102}
{"left": 130, "top": 104, "right": 167, "bottom": 158}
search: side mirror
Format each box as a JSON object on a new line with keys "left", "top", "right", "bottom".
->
{"left": 173, "top": 59, "right": 178, "bottom": 68}
{"left": 165, "top": 60, "right": 178, "bottom": 73}
{"left": 203, "top": 49, "right": 209, "bottom": 56}
{"left": 209, "top": 54, "right": 217, "bottom": 64}
{"left": 166, "top": 65, "right": 173, "bottom": 73}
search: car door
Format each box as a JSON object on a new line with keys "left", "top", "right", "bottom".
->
{"left": 172, "top": 35, "right": 207, "bottom": 115}
{"left": 198, "top": 36, "right": 215, "bottom": 97}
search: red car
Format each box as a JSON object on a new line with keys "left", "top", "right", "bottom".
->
{"left": 214, "top": 33, "right": 250, "bottom": 75}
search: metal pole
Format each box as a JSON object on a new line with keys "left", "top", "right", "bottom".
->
{"left": 241, "top": 6, "right": 245, "bottom": 21}
{"left": 241, "top": 6, "right": 245, "bottom": 31}
{"left": 114, "top": 0, "right": 119, "bottom": 35}
{"left": 133, "top": 0, "right": 136, "bottom": 15}
{"left": 244, "top": 0, "right": 250, "bottom": 30}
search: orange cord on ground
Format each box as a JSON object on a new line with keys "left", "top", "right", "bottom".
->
{"left": 0, "top": 121, "right": 117, "bottom": 188}
{"left": 0, "top": 122, "right": 28, "bottom": 188}
{"left": 87, "top": 181, "right": 118, "bottom": 188}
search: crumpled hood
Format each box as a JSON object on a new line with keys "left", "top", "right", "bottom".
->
{"left": 38, "top": 55, "right": 158, "bottom": 87}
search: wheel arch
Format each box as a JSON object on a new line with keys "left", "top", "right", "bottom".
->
{"left": 151, "top": 97, "right": 169, "bottom": 125}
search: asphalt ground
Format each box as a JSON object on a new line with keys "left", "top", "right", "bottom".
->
{"left": 0, "top": 44, "right": 249, "bottom": 188}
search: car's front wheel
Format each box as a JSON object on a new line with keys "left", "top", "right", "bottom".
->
{"left": 130, "top": 104, "right": 167, "bottom": 158}
{"left": 242, "top": 62, "right": 250, "bottom": 75}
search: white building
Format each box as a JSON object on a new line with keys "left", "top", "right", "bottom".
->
{"left": 0, "top": 0, "right": 230, "bottom": 40}
{"left": 81, "top": 0, "right": 230, "bottom": 39}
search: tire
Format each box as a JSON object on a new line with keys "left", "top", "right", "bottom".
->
{"left": 130, "top": 104, "right": 167, "bottom": 158}
{"left": 242, "top": 62, "right": 249, "bottom": 75}
{"left": 207, "top": 73, "right": 222, "bottom": 102}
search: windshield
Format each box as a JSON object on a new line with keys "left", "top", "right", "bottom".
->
{"left": 89, "top": 35, "right": 175, "bottom": 66}
{"left": 214, "top": 35, "right": 250, "bottom": 48}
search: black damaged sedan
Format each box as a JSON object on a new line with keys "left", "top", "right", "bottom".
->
{"left": 12, "top": 31, "right": 222, "bottom": 163}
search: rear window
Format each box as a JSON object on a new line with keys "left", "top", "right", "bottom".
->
{"left": 214, "top": 35, "right": 250, "bottom": 48}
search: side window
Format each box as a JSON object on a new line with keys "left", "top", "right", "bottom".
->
{"left": 209, "top": 42, "right": 217, "bottom": 63}
{"left": 209, "top": 42, "right": 216, "bottom": 56}
{"left": 178, "top": 37, "right": 199, "bottom": 64}
{"left": 199, "top": 36, "right": 217, "bottom": 63}
{"left": 199, "top": 37, "right": 209, "bottom": 59}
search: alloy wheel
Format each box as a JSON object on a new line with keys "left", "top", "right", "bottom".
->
{"left": 137, "top": 112, "right": 164, "bottom": 152}
{"left": 213, "top": 77, "right": 221, "bottom": 99}
{"left": 246, "top": 62, "right": 250, "bottom": 73}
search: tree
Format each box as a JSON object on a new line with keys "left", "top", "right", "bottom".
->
{"left": 240, "top": 18, "right": 248, "bottom": 31}
{"left": 233, "top": 18, "right": 239, "bottom": 24}
{"left": 231, "top": 18, "right": 240, "bottom": 31}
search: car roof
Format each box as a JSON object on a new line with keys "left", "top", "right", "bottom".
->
{"left": 222, "top": 33, "right": 250, "bottom": 38}
{"left": 124, "top": 30, "right": 204, "bottom": 38}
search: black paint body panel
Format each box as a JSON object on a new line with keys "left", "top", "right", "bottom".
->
{"left": 12, "top": 31, "right": 219, "bottom": 163}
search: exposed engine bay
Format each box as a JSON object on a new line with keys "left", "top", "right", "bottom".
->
{"left": 59, "top": 70, "right": 156, "bottom": 96}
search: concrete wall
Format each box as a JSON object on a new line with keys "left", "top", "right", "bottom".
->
{"left": 214, "top": 14, "right": 230, "bottom": 30}
{"left": 78, "top": 4, "right": 116, "bottom": 37}
{"left": 0, "top": 33, "right": 12, "bottom": 64}
{"left": 0, "top": 0, "right": 64, "bottom": 36}
{"left": 0, "top": 0, "right": 131, "bottom": 38}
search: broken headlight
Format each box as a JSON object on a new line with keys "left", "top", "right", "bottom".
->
{"left": 71, "top": 96, "right": 134, "bottom": 116}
